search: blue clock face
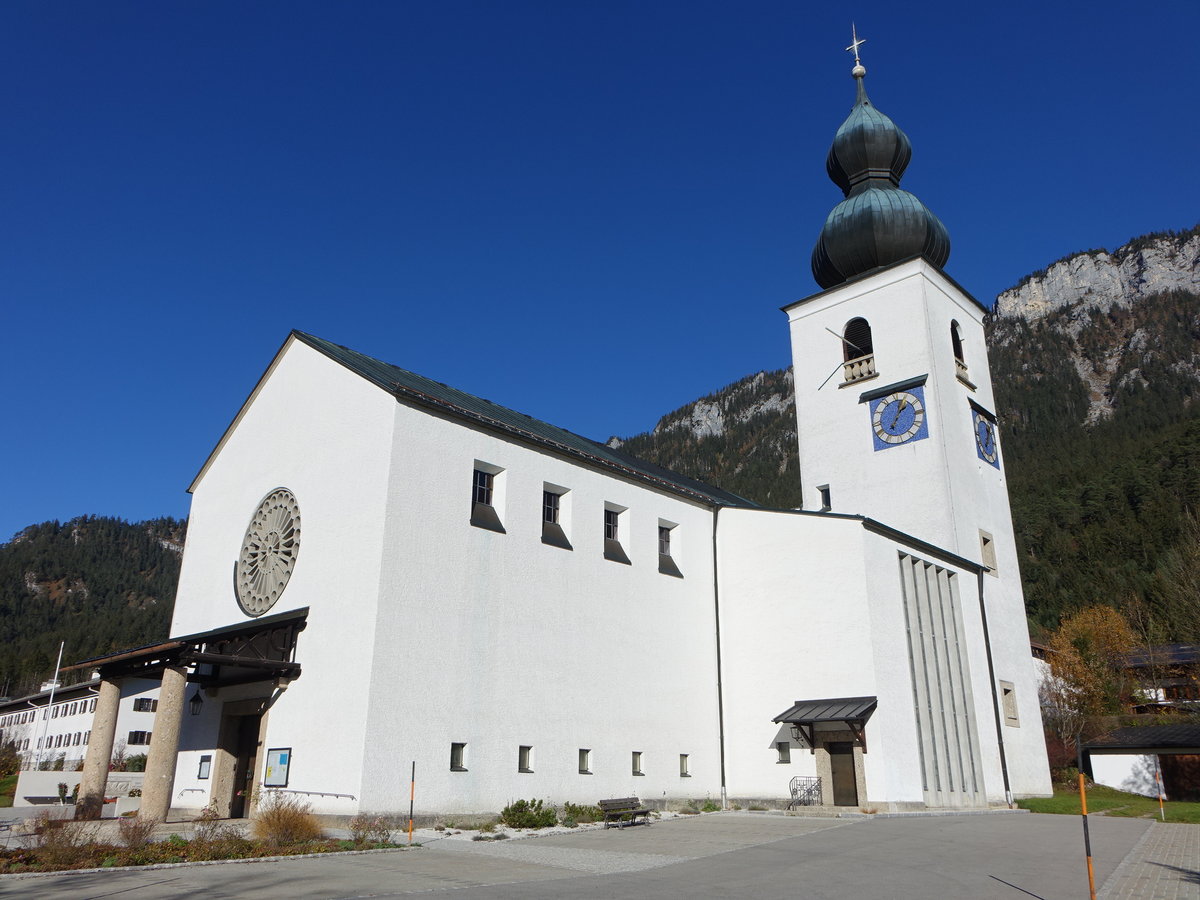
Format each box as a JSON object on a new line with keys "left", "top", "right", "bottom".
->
{"left": 974, "top": 411, "right": 999, "bottom": 467}
{"left": 870, "top": 387, "right": 930, "bottom": 450}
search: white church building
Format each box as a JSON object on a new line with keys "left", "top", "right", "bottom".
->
{"left": 68, "top": 62, "right": 1052, "bottom": 821}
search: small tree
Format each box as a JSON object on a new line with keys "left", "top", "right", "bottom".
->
{"left": 1042, "top": 605, "right": 1137, "bottom": 777}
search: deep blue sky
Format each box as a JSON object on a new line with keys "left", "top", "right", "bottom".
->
{"left": 2, "top": 1, "right": 1197, "bottom": 541}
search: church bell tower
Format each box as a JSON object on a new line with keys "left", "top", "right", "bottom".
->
{"left": 785, "top": 46, "right": 1017, "bottom": 583}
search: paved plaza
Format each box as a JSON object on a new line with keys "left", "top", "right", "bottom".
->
{"left": 1, "top": 811, "right": 1196, "bottom": 899}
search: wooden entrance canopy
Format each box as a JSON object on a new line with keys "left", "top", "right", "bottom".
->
{"left": 62, "top": 607, "right": 308, "bottom": 687}
{"left": 773, "top": 696, "right": 878, "bottom": 752}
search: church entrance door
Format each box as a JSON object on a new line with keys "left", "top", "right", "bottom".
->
{"left": 828, "top": 742, "right": 858, "bottom": 806}
{"left": 228, "top": 713, "right": 262, "bottom": 819}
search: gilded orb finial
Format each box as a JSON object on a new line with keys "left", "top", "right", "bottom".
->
{"left": 846, "top": 23, "right": 866, "bottom": 78}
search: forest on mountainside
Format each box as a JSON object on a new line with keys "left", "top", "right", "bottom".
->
{"left": 0, "top": 517, "right": 185, "bottom": 697}
{"left": 989, "top": 288, "right": 1200, "bottom": 638}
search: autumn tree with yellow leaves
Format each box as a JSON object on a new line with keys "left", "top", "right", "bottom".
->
{"left": 1040, "top": 605, "right": 1138, "bottom": 774}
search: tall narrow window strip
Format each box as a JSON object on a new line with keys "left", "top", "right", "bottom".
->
{"left": 632, "top": 751, "right": 643, "bottom": 775}
{"left": 450, "top": 742, "right": 467, "bottom": 771}
{"left": 543, "top": 491, "right": 560, "bottom": 524}
{"left": 679, "top": 753, "right": 690, "bottom": 776}
{"left": 658, "top": 525, "right": 671, "bottom": 556}
{"left": 578, "top": 748, "right": 591, "bottom": 774}
{"left": 518, "top": 745, "right": 533, "bottom": 773}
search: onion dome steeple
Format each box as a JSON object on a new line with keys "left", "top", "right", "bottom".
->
{"left": 811, "top": 37, "right": 950, "bottom": 290}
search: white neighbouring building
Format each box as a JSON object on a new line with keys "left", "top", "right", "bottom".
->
{"left": 68, "top": 63, "right": 1052, "bottom": 821}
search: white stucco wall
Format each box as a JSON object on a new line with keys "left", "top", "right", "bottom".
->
{"left": 169, "top": 336, "right": 397, "bottom": 812}
{"left": 359, "top": 401, "right": 724, "bottom": 814}
{"left": 716, "top": 509, "right": 913, "bottom": 802}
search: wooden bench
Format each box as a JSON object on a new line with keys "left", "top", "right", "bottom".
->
{"left": 599, "top": 797, "right": 651, "bottom": 829}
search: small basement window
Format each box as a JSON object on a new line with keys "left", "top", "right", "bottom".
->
{"left": 679, "top": 753, "right": 690, "bottom": 777}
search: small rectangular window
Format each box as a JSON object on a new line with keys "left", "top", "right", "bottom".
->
{"left": 73, "top": 732, "right": 81, "bottom": 746}
{"left": 1000, "top": 681, "right": 1020, "bottom": 726}
{"left": 450, "top": 742, "right": 468, "bottom": 771}
{"left": 679, "top": 753, "right": 690, "bottom": 777}
{"left": 578, "top": 748, "right": 592, "bottom": 774}
{"left": 818, "top": 485, "right": 832, "bottom": 512}
{"left": 89, "top": 698, "right": 96, "bottom": 712}
{"left": 980, "top": 530, "right": 998, "bottom": 574}
{"left": 127, "top": 730, "right": 152, "bottom": 746}
{"left": 632, "top": 751, "right": 643, "bottom": 776}
{"left": 84, "top": 730, "right": 90, "bottom": 745}
{"left": 658, "top": 519, "right": 682, "bottom": 577}
{"left": 52, "top": 706, "right": 59, "bottom": 718}
{"left": 472, "top": 469, "right": 493, "bottom": 506}
{"left": 470, "top": 462, "right": 506, "bottom": 532}
{"left": 604, "top": 503, "right": 630, "bottom": 564}
{"left": 198, "top": 754, "right": 212, "bottom": 779}
{"left": 776, "top": 741, "right": 792, "bottom": 764}
{"left": 541, "top": 484, "right": 572, "bottom": 549}
{"left": 518, "top": 745, "right": 533, "bottom": 773}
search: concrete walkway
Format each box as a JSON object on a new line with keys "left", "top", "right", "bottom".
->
{"left": 1, "top": 811, "right": 1195, "bottom": 899}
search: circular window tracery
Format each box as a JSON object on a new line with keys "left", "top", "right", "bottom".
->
{"left": 235, "top": 488, "right": 301, "bottom": 617}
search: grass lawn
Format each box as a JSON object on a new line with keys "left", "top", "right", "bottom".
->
{"left": 0, "top": 774, "right": 17, "bottom": 808}
{"left": 1017, "top": 783, "right": 1200, "bottom": 824}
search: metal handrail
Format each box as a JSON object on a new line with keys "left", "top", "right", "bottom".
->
{"left": 268, "top": 788, "right": 357, "bottom": 801}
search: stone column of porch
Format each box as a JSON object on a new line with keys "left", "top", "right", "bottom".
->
{"left": 139, "top": 665, "right": 187, "bottom": 822}
{"left": 76, "top": 677, "right": 121, "bottom": 819}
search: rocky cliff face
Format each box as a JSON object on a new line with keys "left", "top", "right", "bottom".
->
{"left": 990, "top": 227, "right": 1200, "bottom": 426}
{"left": 996, "top": 228, "right": 1200, "bottom": 321}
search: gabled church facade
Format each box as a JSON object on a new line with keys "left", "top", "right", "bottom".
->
{"left": 70, "top": 61, "right": 1052, "bottom": 821}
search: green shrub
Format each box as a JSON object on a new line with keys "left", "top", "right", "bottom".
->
{"left": 701, "top": 800, "right": 720, "bottom": 812}
{"left": 560, "top": 802, "right": 604, "bottom": 823}
{"left": 562, "top": 817, "right": 577, "bottom": 828}
{"left": 124, "top": 754, "right": 148, "bottom": 773}
{"left": 251, "top": 792, "right": 324, "bottom": 845}
{"left": 499, "top": 798, "right": 557, "bottom": 829}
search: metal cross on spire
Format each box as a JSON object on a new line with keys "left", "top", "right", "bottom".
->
{"left": 846, "top": 23, "right": 866, "bottom": 66}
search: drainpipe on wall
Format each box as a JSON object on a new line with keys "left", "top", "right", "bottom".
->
{"left": 977, "top": 569, "right": 1013, "bottom": 807}
{"left": 712, "top": 506, "right": 728, "bottom": 810}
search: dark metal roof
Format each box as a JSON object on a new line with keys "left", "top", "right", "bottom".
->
{"left": 1124, "top": 643, "right": 1200, "bottom": 668}
{"left": 1084, "top": 724, "right": 1200, "bottom": 755}
{"left": 293, "top": 330, "right": 757, "bottom": 509}
{"left": 773, "top": 696, "right": 878, "bottom": 725}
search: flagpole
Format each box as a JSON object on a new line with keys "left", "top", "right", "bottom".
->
{"left": 35, "top": 641, "right": 65, "bottom": 772}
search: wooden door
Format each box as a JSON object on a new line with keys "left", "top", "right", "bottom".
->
{"left": 828, "top": 742, "right": 858, "bottom": 806}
